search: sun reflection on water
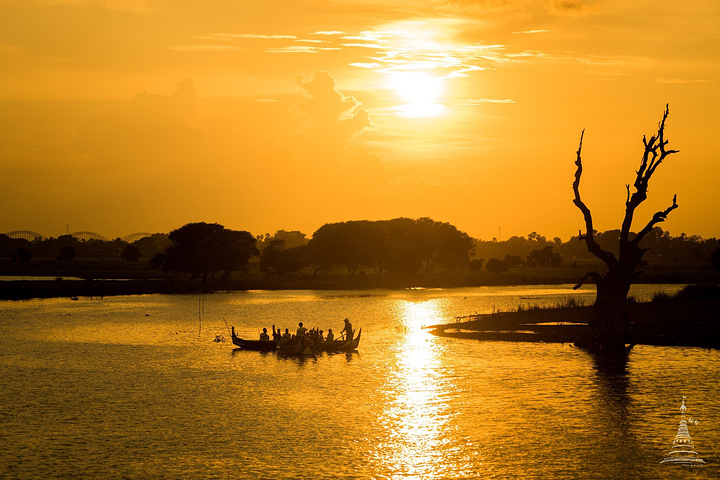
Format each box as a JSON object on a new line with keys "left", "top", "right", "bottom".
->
{"left": 374, "top": 300, "right": 456, "bottom": 477}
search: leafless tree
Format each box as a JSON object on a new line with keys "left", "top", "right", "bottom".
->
{"left": 572, "top": 104, "right": 679, "bottom": 353}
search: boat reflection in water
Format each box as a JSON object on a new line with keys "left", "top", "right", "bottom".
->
{"left": 661, "top": 396, "right": 705, "bottom": 466}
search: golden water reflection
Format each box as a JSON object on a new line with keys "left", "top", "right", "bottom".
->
{"left": 374, "top": 299, "right": 461, "bottom": 478}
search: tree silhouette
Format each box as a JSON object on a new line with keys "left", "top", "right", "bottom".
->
{"left": 259, "top": 239, "right": 308, "bottom": 275}
{"left": 486, "top": 257, "right": 509, "bottom": 274}
{"left": 572, "top": 105, "right": 679, "bottom": 353}
{"left": 152, "top": 222, "right": 258, "bottom": 283}
{"left": 121, "top": 244, "right": 142, "bottom": 262}
{"left": 712, "top": 245, "right": 720, "bottom": 273}
{"left": 57, "top": 245, "right": 76, "bottom": 262}
{"left": 15, "top": 247, "right": 33, "bottom": 263}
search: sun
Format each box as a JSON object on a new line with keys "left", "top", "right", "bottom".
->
{"left": 386, "top": 71, "right": 446, "bottom": 118}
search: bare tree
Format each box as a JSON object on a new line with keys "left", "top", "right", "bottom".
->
{"left": 572, "top": 105, "right": 679, "bottom": 353}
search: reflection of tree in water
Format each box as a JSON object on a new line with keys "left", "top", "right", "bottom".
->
{"left": 587, "top": 352, "right": 643, "bottom": 475}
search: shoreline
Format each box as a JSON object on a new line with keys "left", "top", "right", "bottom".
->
{"left": 0, "top": 276, "right": 697, "bottom": 301}
{"left": 428, "top": 297, "right": 720, "bottom": 349}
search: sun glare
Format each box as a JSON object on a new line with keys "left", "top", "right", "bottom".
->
{"left": 386, "top": 71, "right": 446, "bottom": 118}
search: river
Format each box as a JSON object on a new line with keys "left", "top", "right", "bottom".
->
{"left": 0, "top": 284, "right": 717, "bottom": 479}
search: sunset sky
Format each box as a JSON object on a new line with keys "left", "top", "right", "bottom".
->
{"left": 1, "top": 0, "right": 718, "bottom": 241}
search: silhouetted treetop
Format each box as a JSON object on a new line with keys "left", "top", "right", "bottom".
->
{"left": 152, "top": 222, "right": 259, "bottom": 283}
{"left": 308, "top": 217, "right": 474, "bottom": 277}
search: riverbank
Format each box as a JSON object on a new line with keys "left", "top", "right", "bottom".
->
{"left": 428, "top": 286, "right": 720, "bottom": 349}
{"left": 2, "top": 260, "right": 716, "bottom": 300}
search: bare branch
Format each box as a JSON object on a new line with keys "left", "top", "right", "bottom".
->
{"left": 573, "top": 271, "right": 603, "bottom": 290}
{"left": 572, "top": 130, "right": 618, "bottom": 268}
{"left": 632, "top": 194, "right": 679, "bottom": 247}
{"left": 620, "top": 105, "right": 678, "bottom": 257}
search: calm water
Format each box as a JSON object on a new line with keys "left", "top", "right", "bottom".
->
{"left": 1, "top": 284, "right": 718, "bottom": 479}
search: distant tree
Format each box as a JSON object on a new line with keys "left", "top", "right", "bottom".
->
{"left": 256, "top": 230, "right": 309, "bottom": 251}
{"left": 57, "top": 245, "right": 76, "bottom": 262}
{"left": 16, "top": 247, "right": 33, "bottom": 263}
{"left": 215, "top": 229, "right": 259, "bottom": 280}
{"left": 503, "top": 254, "right": 524, "bottom": 268}
{"left": 572, "top": 105, "right": 679, "bottom": 354}
{"left": 309, "top": 221, "right": 383, "bottom": 277}
{"left": 527, "top": 246, "right": 561, "bottom": 267}
{"left": 308, "top": 218, "right": 474, "bottom": 278}
{"left": 527, "top": 231, "right": 546, "bottom": 243}
{"left": 712, "top": 245, "right": 720, "bottom": 273}
{"left": 260, "top": 240, "right": 309, "bottom": 275}
{"left": 152, "top": 222, "right": 258, "bottom": 283}
{"left": 132, "top": 235, "right": 165, "bottom": 259}
{"left": 121, "top": 244, "right": 142, "bottom": 262}
{"left": 468, "top": 258, "right": 485, "bottom": 272}
{"left": 486, "top": 258, "right": 509, "bottom": 274}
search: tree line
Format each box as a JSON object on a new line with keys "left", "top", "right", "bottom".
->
{"left": 2, "top": 219, "right": 718, "bottom": 283}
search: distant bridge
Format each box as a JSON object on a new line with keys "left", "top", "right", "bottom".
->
{"left": 6, "top": 231, "right": 46, "bottom": 241}
{"left": 70, "top": 232, "right": 108, "bottom": 242}
{"left": 4, "top": 231, "right": 156, "bottom": 243}
{"left": 121, "top": 232, "right": 153, "bottom": 243}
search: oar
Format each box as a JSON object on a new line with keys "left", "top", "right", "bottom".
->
{"left": 222, "top": 316, "right": 232, "bottom": 336}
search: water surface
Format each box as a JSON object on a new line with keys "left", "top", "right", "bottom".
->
{"left": 1, "top": 285, "right": 717, "bottom": 479}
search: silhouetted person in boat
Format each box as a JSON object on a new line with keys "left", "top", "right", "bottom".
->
{"left": 326, "top": 328, "right": 334, "bottom": 342}
{"left": 278, "top": 328, "right": 291, "bottom": 346}
{"left": 316, "top": 330, "right": 325, "bottom": 344}
{"left": 272, "top": 325, "right": 281, "bottom": 342}
{"left": 294, "top": 322, "right": 307, "bottom": 345}
{"left": 259, "top": 328, "right": 270, "bottom": 341}
{"left": 341, "top": 318, "right": 353, "bottom": 342}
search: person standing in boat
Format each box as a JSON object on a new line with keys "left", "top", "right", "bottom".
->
{"left": 259, "top": 328, "right": 270, "bottom": 341}
{"left": 341, "top": 318, "right": 353, "bottom": 342}
{"left": 326, "top": 328, "right": 334, "bottom": 342}
{"left": 296, "top": 322, "right": 307, "bottom": 343}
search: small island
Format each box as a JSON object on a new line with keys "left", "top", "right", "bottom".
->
{"left": 428, "top": 284, "right": 720, "bottom": 349}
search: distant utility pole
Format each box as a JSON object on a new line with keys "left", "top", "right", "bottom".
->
{"left": 498, "top": 227, "right": 501, "bottom": 242}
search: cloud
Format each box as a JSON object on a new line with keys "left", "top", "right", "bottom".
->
{"left": 655, "top": 78, "right": 712, "bottom": 84}
{"left": 29, "top": 0, "right": 151, "bottom": 12}
{"left": 167, "top": 45, "right": 243, "bottom": 52}
{"left": 459, "top": 98, "right": 516, "bottom": 104}
{"left": 266, "top": 46, "right": 341, "bottom": 54}
{"left": 350, "top": 62, "right": 383, "bottom": 69}
{"left": 61, "top": 73, "right": 379, "bottom": 231}
{"left": 293, "top": 71, "right": 372, "bottom": 140}
{"left": 71, "top": 78, "right": 206, "bottom": 175}
{"left": 548, "top": 0, "right": 601, "bottom": 15}
{"left": 512, "top": 29, "right": 551, "bottom": 34}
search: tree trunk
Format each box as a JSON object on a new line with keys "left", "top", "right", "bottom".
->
{"left": 575, "top": 269, "right": 632, "bottom": 353}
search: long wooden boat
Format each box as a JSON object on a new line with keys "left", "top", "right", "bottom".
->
{"left": 231, "top": 327, "right": 277, "bottom": 351}
{"left": 277, "top": 341, "right": 316, "bottom": 357}
{"left": 316, "top": 328, "right": 362, "bottom": 353}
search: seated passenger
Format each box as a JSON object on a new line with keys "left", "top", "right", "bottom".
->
{"left": 259, "top": 327, "right": 270, "bottom": 341}
{"left": 326, "top": 328, "right": 334, "bottom": 342}
{"left": 282, "top": 328, "right": 291, "bottom": 340}
{"left": 316, "top": 330, "right": 325, "bottom": 344}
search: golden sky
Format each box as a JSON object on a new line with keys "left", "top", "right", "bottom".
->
{"left": 1, "top": 0, "right": 718, "bottom": 241}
